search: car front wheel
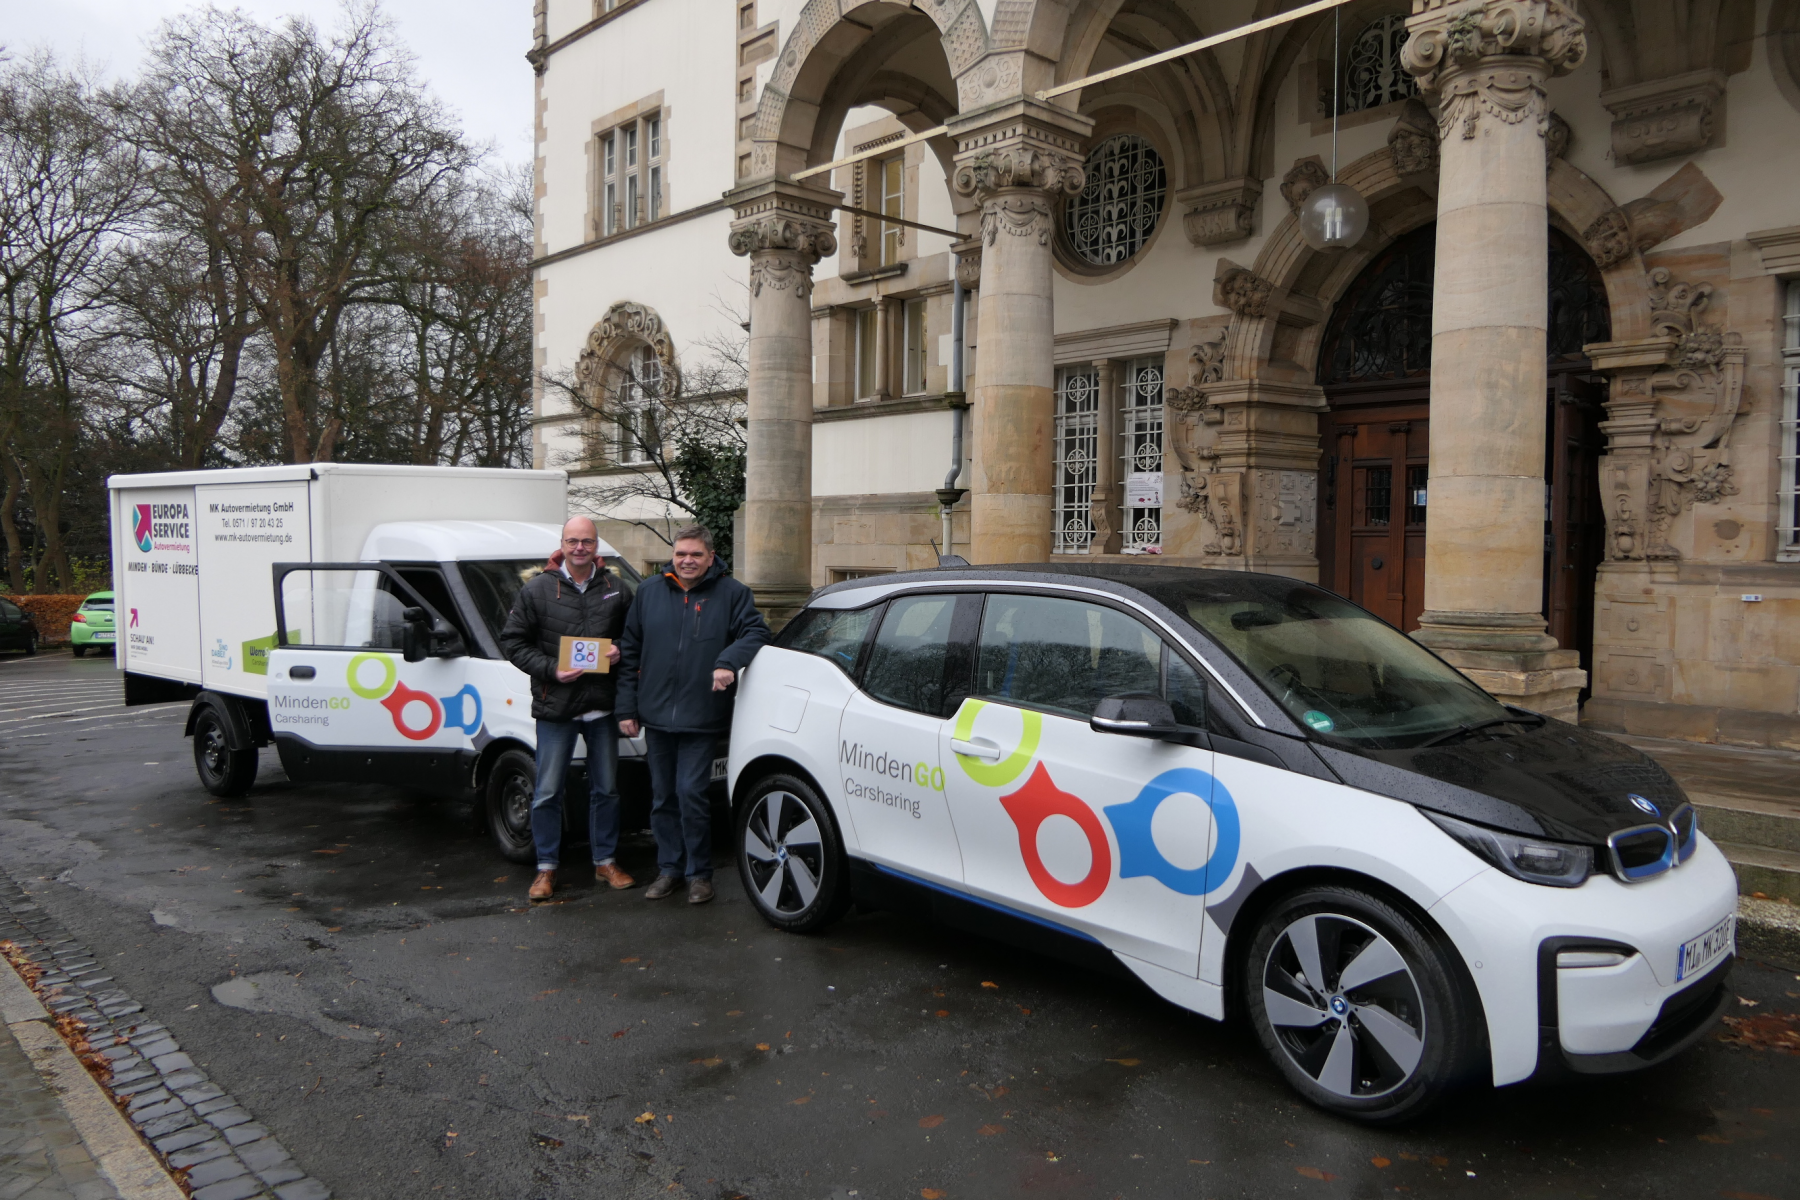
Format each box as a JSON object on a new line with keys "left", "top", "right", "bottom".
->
{"left": 1244, "top": 885, "right": 1482, "bottom": 1123}
{"left": 736, "top": 773, "right": 849, "bottom": 933}
{"left": 485, "top": 748, "right": 538, "bottom": 863}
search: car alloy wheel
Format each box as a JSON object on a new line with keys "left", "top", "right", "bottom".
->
{"left": 736, "top": 773, "right": 849, "bottom": 933}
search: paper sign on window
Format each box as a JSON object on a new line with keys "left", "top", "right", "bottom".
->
{"left": 1124, "top": 472, "right": 1164, "bottom": 508}
{"left": 558, "top": 636, "right": 610, "bottom": 674}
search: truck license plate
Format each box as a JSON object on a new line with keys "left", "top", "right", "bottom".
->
{"left": 711, "top": 757, "right": 729, "bottom": 782}
{"left": 1676, "top": 913, "right": 1734, "bottom": 981}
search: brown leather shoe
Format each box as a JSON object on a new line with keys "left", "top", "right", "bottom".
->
{"left": 595, "top": 862, "right": 636, "bottom": 890}
{"left": 528, "top": 870, "right": 556, "bottom": 903}
{"left": 687, "top": 878, "right": 715, "bottom": 905}
{"left": 643, "top": 874, "right": 681, "bottom": 900}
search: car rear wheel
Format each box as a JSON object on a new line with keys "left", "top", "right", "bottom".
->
{"left": 486, "top": 749, "right": 538, "bottom": 863}
{"left": 24, "top": 633, "right": 35, "bottom": 656}
{"left": 192, "top": 707, "right": 257, "bottom": 797}
{"left": 71, "top": 644, "right": 84, "bottom": 657}
{"left": 1244, "top": 885, "right": 1482, "bottom": 1124}
{"left": 736, "top": 773, "right": 849, "bottom": 933}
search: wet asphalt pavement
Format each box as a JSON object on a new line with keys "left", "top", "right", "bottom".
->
{"left": 1, "top": 650, "right": 1796, "bottom": 1200}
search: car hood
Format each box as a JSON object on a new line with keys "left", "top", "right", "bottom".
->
{"left": 1313, "top": 721, "right": 1688, "bottom": 845}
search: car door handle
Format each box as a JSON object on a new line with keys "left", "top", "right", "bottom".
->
{"left": 950, "top": 737, "right": 1003, "bottom": 762}
{"left": 288, "top": 666, "right": 316, "bottom": 680}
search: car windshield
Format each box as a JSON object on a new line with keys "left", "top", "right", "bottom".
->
{"left": 1138, "top": 578, "right": 1510, "bottom": 748}
{"left": 458, "top": 557, "right": 639, "bottom": 643}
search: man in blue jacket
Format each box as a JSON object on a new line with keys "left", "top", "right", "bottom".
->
{"left": 617, "top": 524, "right": 771, "bottom": 904}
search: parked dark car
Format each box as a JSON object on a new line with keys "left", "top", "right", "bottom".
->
{"left": 0, "top": 598, "right": 38, "bottom": 656}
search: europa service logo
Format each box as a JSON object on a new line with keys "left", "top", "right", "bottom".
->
{"left": 347, "top": 653, "right": 482, "bottom": 741}
{"left": 133, "top": 505, "right": 154, "bottom": 552}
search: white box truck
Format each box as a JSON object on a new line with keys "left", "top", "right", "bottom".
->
{"left": 107, "top": 464, "right": 647, "bottom": 861}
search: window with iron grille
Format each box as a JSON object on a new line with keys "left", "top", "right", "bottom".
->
{"left": 1122, "top": 357, "right": 1164, "bottom": 551}
{"left": 1064, "top": 135, "right": 1166, "bottom": 267}
{"left": 1053, "top": 366, "right": 1100, "bottom": 553}
{"left": 1780, "top": 279, "right": 1800, "bottom": 560}
{"left": 618, "top": 345, "right": 662, "bottom": 464}
{"left": 1343, "top": 14, "right": 1418, "bottom": 113}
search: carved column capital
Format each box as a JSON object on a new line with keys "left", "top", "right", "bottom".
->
{"left": 946, "top": 100, "right": 1092, "bottom": 250}
{"left": 727, "top": 183, "right": 840, "bottom": 300}
{"left": 1402, "top": 0, "right": 1588, "bottom": 139}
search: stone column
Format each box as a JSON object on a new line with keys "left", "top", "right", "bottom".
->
{"left": 1401, "top": 0, "right": 1589, "bottom": 720}
{"left": 1090, "top": 358, "right": 1123, "bottom": 553}
{"left": 873, "top": 295, "right": 892, "bottom": 402}
{"left": 949, "top": 101, "right": 1091, "bottom": 563}
{"left": 727, "top": 182, "right": 839, "bottom": 621}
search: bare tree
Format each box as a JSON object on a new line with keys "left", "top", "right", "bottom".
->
{"left": 0, "top": 54, "right": 145, "bottom": 591}
{"left": 128, "top": 3, "right": 468, "bottom": 464}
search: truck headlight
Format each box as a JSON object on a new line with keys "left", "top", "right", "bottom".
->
{"left": 1424, "top": 810, "right": 1593, "bottom": 888}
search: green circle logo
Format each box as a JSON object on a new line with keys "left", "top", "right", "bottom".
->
{"left": 952, "top": 699, "right": 1041, "bottom": 788}
{"left": 347, "top": 653, "right": 397, "bottom": 700}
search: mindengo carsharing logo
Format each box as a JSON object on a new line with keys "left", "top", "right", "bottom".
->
{"left": 133, "top": 505, "right": 154, "bottom": 552}
{"left": 347, "top": 653, "right": 481, "bottom": 741}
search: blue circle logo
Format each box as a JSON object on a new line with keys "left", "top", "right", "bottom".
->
{"left": 1102, "top": 768, "right": 1240, "bottom": 896}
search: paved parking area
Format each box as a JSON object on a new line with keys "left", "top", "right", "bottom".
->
{"left": 0, "top": 1018, "right": 121, "bottom": 1200}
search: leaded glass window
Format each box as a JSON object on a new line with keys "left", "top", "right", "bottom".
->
{"left": 1122, "top": 357, "right": 1164, "bottom": 551}
{"left": 1065, "top": 135, "right": 1166, "bottom": 268}
{"left": 1344, "top": 15, "right": 1418, "bottom": 113}
{"left": 1053, "top": 366, "right": 1099, "bottom": 553}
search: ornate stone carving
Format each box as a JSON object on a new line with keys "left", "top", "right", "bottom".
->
{"left": 953, "top": 145, "right": 1085, "bottom": 248}
{"left": 1387, "top": 98, "right": 1440, "bottom": 176}
{"left": 728, "top": 213, "right": 837, "bottom": 299}
{"left": 1175, "top": 470, "right": 1240, "bottom": 556}
{"left": 1213, "top": 261, "right": 1273, "bottom": 318}
{"left": 1166, "top": 331, "right": 1228, "bottom": 415}
{"left": 1401, "top": 0, "right": 1588, "bottom": 139}
{"left": 575, "top": 300, "right": 680, "bottom": 395}
{"left": 1177, "top": 178, "right": 1261, "bottom": 246}
{"left": 1279, "top": 159, "right": 1330, "bottom": 213}
{"left": 952, "top": 238, "right": 982, "bottom": 290}
{"left": 1583, "top": 208, "right": 1634, "bottom": 269}
{"left": 1253, "top": 470, "right": 1318, "bottom": 558}
{"left": 1601, "top": 69, "right": 1725, "bottom": 166}
{"left": 1544, "top": 110, "right": 1572, "bottom": 162}
{"left": 955, "top": 52, "right": 1023, "bottom": 110}
{"left": 1646, "top": 266, "right": 1712, "bottom": 337}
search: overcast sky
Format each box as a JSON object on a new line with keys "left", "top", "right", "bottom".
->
{"left": 7, "top": 0, "right": 535, "bottom": 166}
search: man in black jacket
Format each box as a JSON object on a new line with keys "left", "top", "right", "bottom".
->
{"left": 617, "top": 524, "right": 770, "bottom": 904}
{"left": 499, "top": 517, "right": 635, "bottom": 903}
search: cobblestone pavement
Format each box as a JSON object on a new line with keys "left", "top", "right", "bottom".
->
{"left": 0, "top": 1017, "right": 121, "bottom": 1200}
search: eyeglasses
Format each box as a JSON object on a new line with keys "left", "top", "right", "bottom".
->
{"left": 563, "top": 538, "right": 598, "bottom": 548}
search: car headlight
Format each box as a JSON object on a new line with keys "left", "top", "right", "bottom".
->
{"left": 1423, "top": 810, "right": 1593, "bottom": 888}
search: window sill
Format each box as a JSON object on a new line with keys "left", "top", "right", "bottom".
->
{"left": 841, "top": 263, "right": 909, "bottom": 285}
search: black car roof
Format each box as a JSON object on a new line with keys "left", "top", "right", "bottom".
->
{"left": 812, "top": 561, "right": 1318, "bottom": 605}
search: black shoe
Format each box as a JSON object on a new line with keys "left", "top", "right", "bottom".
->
{"left": 644, "top": 874, "right": 682, "bottom": 900}
{"left": 687, "top": 878, "right": 715, "bottom": 905}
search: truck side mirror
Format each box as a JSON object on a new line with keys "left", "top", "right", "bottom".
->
{"left": 427, "top": 617, "right": 466, "bottom": 659}
{"left": 401, "top": 607, "right": 430, "bottom": 663}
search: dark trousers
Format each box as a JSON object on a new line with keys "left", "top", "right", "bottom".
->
{"left": 645, "top": 728, "right": 716, "bottom": 880}
{"left": 531, "top": 718, "right": 620, "bottom": 871}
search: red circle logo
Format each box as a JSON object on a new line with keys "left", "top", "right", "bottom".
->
{"left": 998, "top": 762, "right": 1111, "bottom": 908}
{"left": 381, "top": 681, "right": 443, "bottom": 741}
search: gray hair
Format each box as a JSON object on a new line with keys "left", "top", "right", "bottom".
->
{"left": 671, "top": 524, "right": 713, "bottom": 552}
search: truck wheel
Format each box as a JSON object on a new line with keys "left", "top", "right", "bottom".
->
{"left": 486, "top": 749, "right": 538, "bottom": 864}
{"left": 192, "top": 707, "right": 257, "bottom": 797}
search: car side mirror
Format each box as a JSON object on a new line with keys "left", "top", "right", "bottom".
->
{"left": 428, "top": 617, "right": 465, "bottom": 659}
{"left": 401, "top": 607, "right": 430, "bottom": 663}
{"left": 1091, "top": 692, "right": 1182, "bottom": 739}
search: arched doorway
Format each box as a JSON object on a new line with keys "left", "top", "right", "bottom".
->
{"left": 1315, "top": 223, "right": 1611, "bottom": 680}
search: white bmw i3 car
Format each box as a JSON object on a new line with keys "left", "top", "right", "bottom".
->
{"left": 725, "top": 564, "right": 1738, "bottom": 1122}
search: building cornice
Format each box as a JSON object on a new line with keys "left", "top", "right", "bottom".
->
{"left": 532, "top": 199, "right": 729, "bottom": 270}
{"left": 527, "top": 0, "right": 653, "bottom": 73}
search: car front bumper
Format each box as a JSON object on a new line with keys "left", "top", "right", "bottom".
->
{"left": 1430, "top": 834, "right": 1739, "bottom": 1086}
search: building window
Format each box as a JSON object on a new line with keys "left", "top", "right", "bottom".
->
{"left": 902, "top": 298, "right": 927, "bottom": 395}
{"left": 1065, "top": 134, "right": 1166, "bottom": 268}
{"left": 1053, "top": 366, "right": 1100, "bottom": 553}
{"left": 854, "top": 308, "right": 879, "bottom": 400}
{"left": 599, "top": 112, "right": 663, "bottom": 237}
{"left": 1122, "top": 357, "right": 1164, "bottom": 551}
{"left": 618, "top": 345, "right": 662, "bottom": 464}
{"left": 878, "top": 155, "right": 904, "bottom": 267}
{"left": 1344, "top": 14, "right": 1418, "bottom": 113}
{"left": 1781, "top": 279, "right": 1800, "bottom": 560}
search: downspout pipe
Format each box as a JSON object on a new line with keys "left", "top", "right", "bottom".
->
{"left": 937, "top": 272, "right": 969, "bottom": 566}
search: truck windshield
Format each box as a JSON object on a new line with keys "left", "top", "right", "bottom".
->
{"left": 459, "top": 557, "right": 639, "bottom": 643}
{"left": 1138, "top": 578, "right": 1512, "bottom": 749}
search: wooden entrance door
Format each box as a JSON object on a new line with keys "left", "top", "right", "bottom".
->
{"left": 1544, "top": 374, "right": 1608, "bottom": 682}
{"left": 1319, "top": 397, "right": 1429, "bottom": 631}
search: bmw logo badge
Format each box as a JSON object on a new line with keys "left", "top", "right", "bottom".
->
{"left": 1628, "top": 793, "right": 1660, "bottom": 816}
{"left": 1329, "top": 995, "right": 1350, "bottom": 1017}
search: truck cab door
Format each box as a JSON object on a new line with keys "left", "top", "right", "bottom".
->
{"left": 267, "top": 563, "right": 478, "bottom": 794}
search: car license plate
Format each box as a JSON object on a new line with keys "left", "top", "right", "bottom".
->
{"left": 1676, "top": 913, "right": 1734, "bottom": 981}
{"left": 92, "top": 631, "right": 114, "bottom": 640}
{"left": 711, "top": 757, "right": 729, "bottom": 782}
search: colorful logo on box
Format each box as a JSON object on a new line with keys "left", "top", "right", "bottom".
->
{"left": 346, "top": 653, "right": 482, "bottom": 741}
{"left": 132, "top": 505, "right": 154, "bottom": 552}
{"left": 952, "top": 700, "right": 1240, "bottom": 909}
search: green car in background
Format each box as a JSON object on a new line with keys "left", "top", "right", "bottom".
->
{"left": 70, "top": 591, "right": 116, "bottom": 656}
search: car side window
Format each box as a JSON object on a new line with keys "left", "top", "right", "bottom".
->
{"left": 0, "top": 600, "right": 18, "bottom": 619}
{"left": 861, "top": 594, "right": 958, "bottom": 715}
{"left": 974, "top": 593, "right": 1162, "bottom": 719}
{"left": 782, "top": 604, "right": 879, "bottom": 678}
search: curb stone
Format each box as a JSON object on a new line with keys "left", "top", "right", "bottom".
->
{"left": 0, "top": 871, "right": 332, "bottom": 1200}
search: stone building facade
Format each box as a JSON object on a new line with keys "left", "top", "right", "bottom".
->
{"left": 529, "top": 0, "right": 1800, "bottom": 746}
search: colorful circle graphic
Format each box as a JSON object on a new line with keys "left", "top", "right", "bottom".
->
{"left": 951, "top": 700, "right": 1042, "bottom": 788}
{"left": 998, "top": 762, "right": 1112, "bottom": 908}
{"left": 1102, "top": 767, "right": 1239, "bottom": 896}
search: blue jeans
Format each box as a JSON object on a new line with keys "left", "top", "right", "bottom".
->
{"left": 645, "top": 728, "right": 716, "bottom": 881}
{"left": 532, "top": 718, "right": 619, "bottom": 871}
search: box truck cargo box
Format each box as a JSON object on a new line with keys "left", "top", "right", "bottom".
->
{"left": 106, "top": 465, "right": 669, "bottom": 863}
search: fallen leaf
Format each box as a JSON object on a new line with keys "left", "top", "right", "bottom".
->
{"left": 1697, "top": 1133, "right": 1732, "bottom": 1144}
{"left": 532, "top": 1133, "right": 563, "bottom": 1148}
{"left": 1295, "top": 1167, "right": 1338, "bottom": 1181}
{"left": 990, "top": 1085, "right": 1009, "bottom": 1098}
{"left": 981, "top": 981, "right": 998, "bottom": 989}
{"left": 612, "top": 1030, "right": 627, "bottom": 1039}
{"left": 790, "top": 1095, "right": 810, "bottom": 1105}
{"left": 1189, "top": 1159, "right": 1211, "bottom": 1165}
{"left": 1430, "top": 1156, "right": 1449, "bottom": 1167}
{"left": 1738, "top": 996, "right": 1760, "bottom": 1007}
{"left": 1106, "top": 1058, "right": 1141, "bottom": 1067}
{"left": 634, "top": 1112, "right": 656, "bottom": 1125}
{"left": 621, "top": 957, "right": 640, "bottom": 963}
{"left": 921, "top": 1191, "right": 946, "bottom": 1199}
{"left": 978, "top": 1124, "right": 1004, "bottom": 1136}
{"left": 1371, "top": 1157, "right": 1391, "bottom": 1168}
{"left": 1717, "top": 1012, "right": 1800, "bottom": 1054}
{"left": 492, "top": 876, "right": 509, "bottom": 883}
{"left": 1719, "top": 1191, "right": 1779, "bottom": 1200}
{"left": 1398, "top": 1153, "right": 1419, "bottom": 1161}
{"left": 935, "top": 1009, "right": 949, "bottom": 1017}
{"left": 326, "top": 927, "right": 342, "bottom": 933}
{"left": 313, "top": 848, "right": 343, "bottom": 855}
{"left": 919, "top": 1114, "right": 945, "bottom": 1128}
{"left": 1018, "top": 1006, "right": 1032, "bottom": 1015}
{"left": 566, "top": 1115, "right": 589, "bottom": 1124}
{"left": 537, "top": 989, "right": 560, "bottom": 997}
{"left": 694, "top": 1057, "right": 723, "bottom": 1068}
{"left": 727, "top": 1010, "right": 743, "bottom": 1016}
{"left": 755, "top": 1042, "right": 771, "bottom": 1051}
